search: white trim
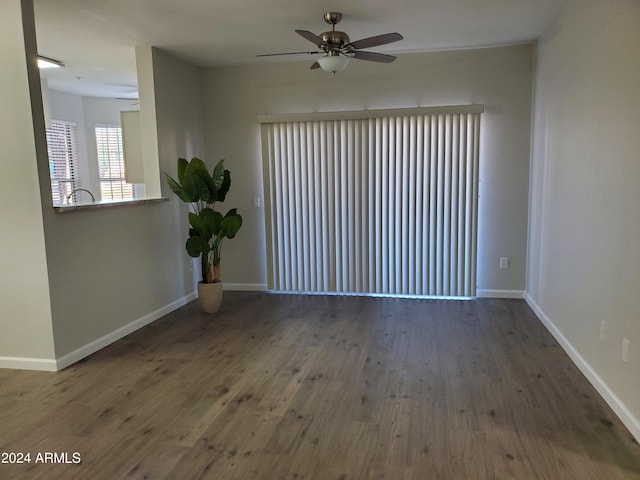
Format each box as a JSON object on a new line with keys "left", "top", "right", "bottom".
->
{"left": 476, "top": 289, "right": 525, "bottom": 299}
{"left": 257, "top": 104, "right": 484, "bottom": 124}
{"left": 525, "top": 293, "right": 640, "bottom": 443}
{"left": 55, "top": 291, "right": 197, "bottom": 370}
{"left": 0, "top": 356, "right": 58, "bottom": 372}
{"left": 223, "top": 283, "right": 268, "bottom": 291}
{"left": 269, "top": 290, "right": 473, "bottom": 301}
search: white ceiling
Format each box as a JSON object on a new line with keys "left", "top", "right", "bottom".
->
{"left": 33, "top": 0, "right": 564, "bottom": 98}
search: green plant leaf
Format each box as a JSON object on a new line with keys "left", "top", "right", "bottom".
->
{"left": 170, "top": 156, "right": 242, "bottom": 276}
{"left": 212, "top": 160, "right": 225, "bottom": 190}
{"left": 182, "top": 158, "right": 209, "bottom": 201}
{"left": 177, "top": 158, "right": 188, "bottom": 184}
{"left": 224, "top": 208, "right": 238, "bottom": 218}
{"left": 199, "top": 208, "right": 220, "bottom": 239}
{"left": 199, "top": 174, "right": 217, "bottom": 204}
{"left": 165, "top": 173, "right": 192, "bottom": 202}
{"left": 186, "top": 235, "right": 210, "bottom": 257}
{"left": 189, "top": 157, "right": 219, "bottom": 203}
{"left": 188, "top": 212, "right": 200, "bottom": 230}
{"left": 220, "top": 213, "right": 242, "bottom": 239}
{"left": 210, "top": 210, "right": 224, "bottom": 234}
{"left": 182, "top": 172, "right": 209, "bottom": 201}
{"left": 217, "top": 170, "right": 231, "bottom": 202}
{"left": 186, "top": 157, "right": 209, "bottom": 177}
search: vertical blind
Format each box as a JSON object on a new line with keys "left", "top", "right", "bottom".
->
{"left": 46, "top": 120, "right": 77, "bottom": 205}
{"left": 260, "top": 105, "right": 482, "bottom": 297}
{"left": 95, "top": 124, "right": 136, "bottom": 201}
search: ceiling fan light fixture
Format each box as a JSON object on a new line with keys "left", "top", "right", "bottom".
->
{"left": 261, "top": 12, "right": 402, "bottom": 73}
{"left": 317, "top": 54, "right": 350, "bottom": 74}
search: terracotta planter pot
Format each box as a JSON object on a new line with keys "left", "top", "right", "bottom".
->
{"left": 197, "top": 281, "right": 223, "bottom": 313}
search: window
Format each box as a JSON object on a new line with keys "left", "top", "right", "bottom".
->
{"left": 46, "top": 120, "right": 77, "bottom": 205}
{"left": 260, "top": 106, "right": 483, "bottom": 297}
{"left": 95, "top": 124, "right": 135, "bottom": 201}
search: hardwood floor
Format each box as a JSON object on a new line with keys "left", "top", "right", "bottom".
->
{"left": 0, "top": 292, "right": 638, "bottom": 479}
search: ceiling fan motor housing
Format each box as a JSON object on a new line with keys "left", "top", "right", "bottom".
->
{"left": 321, "top": 31, "right": 350, "bottom": 51}
{"left": 262, "top": 11, "right": 403, "bottom": 72}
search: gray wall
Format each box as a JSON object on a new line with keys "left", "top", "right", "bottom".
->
{"left": 40, "top": 48, "right": 204, "bottom": 359}
{"left": 0, "top": 2, "right": 205, "bottom": 367}
{"left": 0, "top": 0, "right": 56, "bottom": 367}
{"left": 528, "top": 0, "right": 640, "bottom": 438}
{"left": 47, "top": 90, "right": 138, "bottom": 199}
{"left": 201, "top": 44, "right": 534, "bottom": 294}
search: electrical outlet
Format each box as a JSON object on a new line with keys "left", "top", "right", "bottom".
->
{"left": 600, "top": 320, "right": 607, "bottom": 341}
{"left": 622, "top": 338, "right": 630, "bottom": 363}
{"left": 499, "top": 257, "right": 509, "bottom": 269}
{"left": 253, "top": 196, "right": 261, "bottom": 208}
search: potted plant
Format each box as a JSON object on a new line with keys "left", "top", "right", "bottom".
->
{"left": 165, "top": 157, "right": 242, "bottom": 313}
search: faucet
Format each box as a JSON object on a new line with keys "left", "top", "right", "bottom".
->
{"left": 66, "top": 188, "right": 96, "bottom": 204}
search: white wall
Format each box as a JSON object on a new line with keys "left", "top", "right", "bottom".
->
{"left": 48, "top": 90, "right": 138, "bottom": 198}
{"left": 201, "top": 45, "right": 534, "bottom": 294}
{"left": 0, "top": 3, "right": 205, "bottom": 369}
{"left": 0, "top": 0, "right": 56, "bottom": 368}
{"left": 81, "top": 96, "right": 140, "bottom": 199}
{"left": 136, "top": 46, "right": 162, "bottom": 198}
{"left": 37, "top": 48, "right": 205, "bottom": 361}
{"left": 527, "top": 0, "right": 640, "bottom": 439}
{"left": 47, "top": 90, "right": 91, "bottom": 192}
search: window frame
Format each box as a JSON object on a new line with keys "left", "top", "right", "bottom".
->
{"left": 95, "top": 123, "right": 136, "bottom": 201}
{"left": 46, "top": 119, "right": 78, "bottom": 206}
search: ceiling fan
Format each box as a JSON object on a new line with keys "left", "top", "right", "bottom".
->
{"left": 257, "top": 12, "right": 403, "bottom": 74}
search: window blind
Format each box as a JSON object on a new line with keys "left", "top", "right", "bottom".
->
{"left": 260, "top": 106, "right": 482, "bottom": 297}
{"left": 95, "top": 124, "right": 135, "bottom": 201}
{"left": 46, "top": 120, "right": 78, "bottom": 205}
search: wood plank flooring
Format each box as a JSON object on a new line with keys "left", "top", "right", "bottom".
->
{"left": 0, "top": 292, "right": 638, "bottom": 479}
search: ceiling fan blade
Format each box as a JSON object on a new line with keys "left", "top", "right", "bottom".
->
{"left": 310, "top": 62, "right": 321, "bottom": 70}
{"left": 352, "top": 51, "right": 397, "bottom": 63}
{"left": 347, "top": 32, "right": 403, "bottom": 50}
{"left": 257, "top": 51, "right": 321, "bottom": 57}
{"left": 296, "top": 29, "right": 328, "bottom": 48}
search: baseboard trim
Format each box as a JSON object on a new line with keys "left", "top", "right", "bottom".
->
{"left": 525, "top": 293, "right": 640, "bottom": 443}
{"left": 238, "top": 287, "right": 523, "bottom": 299}
{"left": 224, "top": 283, "right": 268, "bottom": 291}
{"left": 0, "top": 356, "right": 58, "bottom": 372}
{"left": 55, "top": 291, "right": 197, "bottom": 371}
{"left": 476, "top": 289, "right": 525, "bottom": 299}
